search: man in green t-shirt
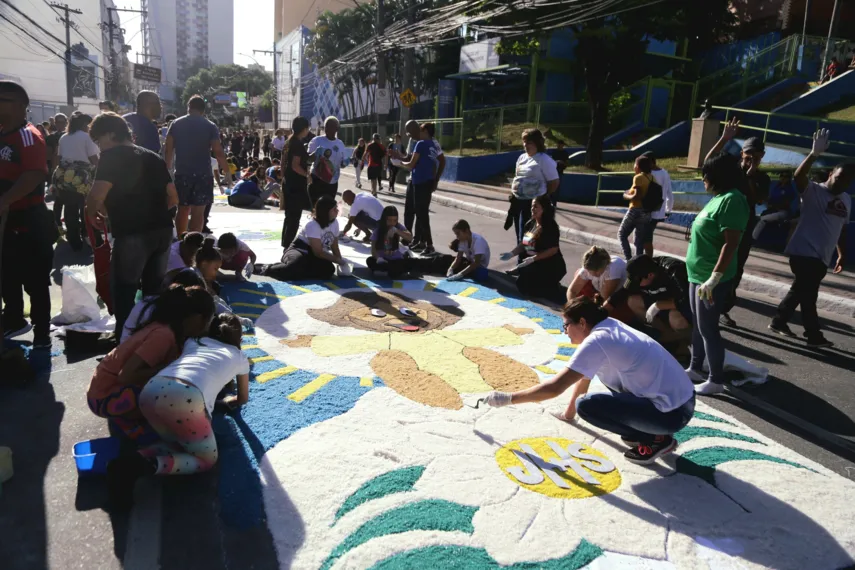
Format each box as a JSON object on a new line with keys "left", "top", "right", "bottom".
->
{"left": 685, "top": 152, "right": 749, "bottom": 397}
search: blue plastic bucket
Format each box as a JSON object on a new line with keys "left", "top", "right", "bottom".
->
{"left": 73, "top": 437, "right": 121, "bottom": 476}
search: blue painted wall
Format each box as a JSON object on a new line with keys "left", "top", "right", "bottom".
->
{"left": 698, "top": 32, "right": 781, "bottom": 77}
{"left": 442, "top": 150, "right": 525, "bottom": 183}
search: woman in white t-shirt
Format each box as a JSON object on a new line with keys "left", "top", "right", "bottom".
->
{"left": 484, "top": 297, "right": 695, "bottom": 466}
{"left": 132, "top": 313, "right": 250, "bottom": 478}
{"left": 52, "top": 113, "right": 99, "bottom": 250}
{"left": 447, "top": 219, "right": 491, "bottom": 282}
{"left": 567, "top": 246, "right": 634, "bottom": 321}
{"left": 509, "top": 129, "right": 560, "bottom": 243}
{"left": 261, "top": 195, "right": 348, "bottom": 281}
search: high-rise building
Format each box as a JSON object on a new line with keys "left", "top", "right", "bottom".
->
{"left": 146, "top": 0, "right": 234, "bottom": 103}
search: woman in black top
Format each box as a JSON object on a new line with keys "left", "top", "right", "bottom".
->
{"left": 352, "top": 138, "right": 366, "bottom": 189}
{"left": 262, "top": 134, "right": 271, "bottom": 158}
{"left": 500, "top": 194, "right": 567, "bottom": 301}
{"left": 281, "top": 116, "right": 311, "bottom": 249}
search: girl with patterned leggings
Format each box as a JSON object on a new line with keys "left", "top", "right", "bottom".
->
{"left": 107, "top": 314, "right": 249, "bottom": 509}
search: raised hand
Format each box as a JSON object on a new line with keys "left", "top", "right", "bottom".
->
{"left": 722, "top": 117, "right": 740, "bottom": 141}
{"left": 811, "top": 129, "right": 831, "bottom": 157}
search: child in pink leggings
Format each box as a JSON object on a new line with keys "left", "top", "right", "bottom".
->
{"left": 107, "top": 314, "right": 250, "bottom": 509}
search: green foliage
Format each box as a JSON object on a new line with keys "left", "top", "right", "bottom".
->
{"left": 259, "top": 87, "right": 275, "bottom": 111}
{"left": 496, "top": 37, "right": 540, "bottom": 56}
{"left": 607, "top": 91, "right": 633, "bottom": 123}
{"left": 181, "top": 64, "right": 273, "bottom": 107}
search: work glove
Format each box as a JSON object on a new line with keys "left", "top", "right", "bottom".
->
{"left": 239, "top": 317, "right": 254, "bottom": 329}
{"left": 516, "top": 256, "right": 536, "bottom": 270}
{"left": 499, "top": 252, "right": 515, "bottom": 261}
{"left": 697, "top": 272, "right": 723, "bottom": 303}
{"left": 645, "top": 303, "right": 661, "bottom": 324}
{"left": 485, "top": 391, "right": 512, "bottom": 408}
{"left": 447, "top": 273, "right": 462, "bottom": 282}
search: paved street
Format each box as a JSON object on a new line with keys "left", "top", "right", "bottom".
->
{"left": 1, "top": 191, "right": 853, "bottom": 570}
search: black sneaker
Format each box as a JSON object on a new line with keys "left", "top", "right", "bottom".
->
{"left": 621, "top": 437, "right": 640, "bottom": 447}
{"left": 32, "top": 333, "right": 52, "bottom": 349}
{"left": 410, "top": 242, "right": 426, "bottom": 252}
{"left": 624, "top": 435, "right": 677, "bottom": 465}
{"left": 720, "top": 313, "right": 736, "bottom": 327}
{"left": 421, "top": 246, "right": 437, "bottom": 256}
{"left": 3, "top": 319, "right": 31, "bottom": 339}
{"left": 806, "top": 336, "right": 834, "bottom": 349}
{"left": 768, "top": 321, "right": 796, "bottom": 338}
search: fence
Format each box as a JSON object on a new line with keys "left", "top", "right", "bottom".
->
{"left": 593, "top": 172, "right": 710, "bottom": 208}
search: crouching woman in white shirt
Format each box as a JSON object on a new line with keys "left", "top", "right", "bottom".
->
{"left": 485, "top": 297, "right": 695, "bottom": 465}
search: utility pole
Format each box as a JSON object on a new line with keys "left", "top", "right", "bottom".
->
{"left": 49, "top": 3, "right": 82, "bottom": 108}
{"left": 375, "top": 0, "right": 386, "bottom": 137}
{"left": 399, "top": 0, "right": 415, "bottom": 144}
{"left": 103, "top": 7, "right": 147, "bottom": 102}
{"left": 254, "top": 45, "right": 279, "bottom": 129}
{"left": 819, "top": 0, "right": 841, "bottom": 82}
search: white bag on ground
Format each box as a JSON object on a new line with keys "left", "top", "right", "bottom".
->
{"left": 52, "top": 265, "right": 102, "bottom": 325}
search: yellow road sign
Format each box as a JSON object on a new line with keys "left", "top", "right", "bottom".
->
{"left": 399, "top": 88, "right": 417, "bottom": 108}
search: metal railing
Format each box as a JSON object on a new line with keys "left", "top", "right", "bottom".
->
{"left": 712, "top": 105, "right": 855, "bottom": 151}
{"left": 594, "top": 171, "right": 707, "bottom": 208}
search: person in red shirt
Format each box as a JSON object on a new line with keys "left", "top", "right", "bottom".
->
{"left": 363, "top": 133, "right": 387, "bottom": 197}
{"left": 0, "top": 81, "right": 56, "bottom": 348}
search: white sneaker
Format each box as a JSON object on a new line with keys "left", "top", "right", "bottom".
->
{"left": 695, "top": 381, "right": 725, "bottom": 395}
{"left": 685, "top": 368, "right": 705, "bottom": 383}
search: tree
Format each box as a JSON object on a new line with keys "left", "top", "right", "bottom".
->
{"left": 488, "top": 0, "right": 735, "bottom": 168}
{"left": 181, "top": 64, "right": 273, "bottom": 107}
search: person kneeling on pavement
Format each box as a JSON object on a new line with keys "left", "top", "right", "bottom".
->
{"left": 566, "top": 246, "right": 632, "bottom": 321}
{"left": 366, "top": 205, "right": 415, "bottom": 278}
{"left": 606, "top": 254, "right": 691, "bottom": 344}
{"left": 446, "top": 219, "right": 490, "bottom": 282}
{"left": 228, "top": 166, "right": 273, "bottom": 209}
{"left": 341, "top": 189, "right": 383, "bottom": 243}
{"left": 484, "top": 297, "right": 695, "bottom": 465}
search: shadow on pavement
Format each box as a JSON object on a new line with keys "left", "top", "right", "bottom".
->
{"left": 0, "top": 366, "right": 65, "bottom": 570}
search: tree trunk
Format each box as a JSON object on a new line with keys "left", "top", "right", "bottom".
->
{"left": 585, "top": 95, "right": 610, "bottom": 170}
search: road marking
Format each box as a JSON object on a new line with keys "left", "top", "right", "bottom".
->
{"left": 535, "top": 365, "right": 557, "bottom": 374}
{"left": 288, "top": 374, "right": 337, "bottom": 402}
{"left": 545, "top": 329, "right": 562, "bottom": 335}
{"left": 423, "top": 282, "right": 437, "bottom": 291}
{"left": 558, "top": 342, "right": 578, "bottom": 348}
{"left": 530, "top": 318, "right": 543, "bottom": 323}
{"left": 290, "top": 285, "right": 313, "bottom": 293}
{"left": 241, "top": 344, "right": 260, "bottom": 350}
{"left": 488, "top": 297, "right": 506, "bottom": 304}
{"left": 360, "top": 376, "right": 374, "bottom": 387}
{"left": 553, "top": 354, "right": 570, "bottom": 361}
{"left": 239, "top": 288, "right": 290, "bottom": 300}
{"left": 123, "top": 478, "right": 162, "bottom": 570}
{"left": 232, "top": 302, "right": 269, "bottom": 309}
{"left": 237, "top": 312, "right": 261, "bottom": 319}
{"left": 512, "top": 307, "right": 527, "bottom": 313}
{"left": 250, "top": 356, "right": 274, "bottom": 364}
{"left": 457, "top": 287, "right": 479, "bottom": 297}
{"left": 393, "top": 281, "right": 404, "bottom": 288}
{"left": 256, "top": 365, "right": 298, "bottom": 384}
{"left": 324, "top": 282, "right": 340, "bottom": 290}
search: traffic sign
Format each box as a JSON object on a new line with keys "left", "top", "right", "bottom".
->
{"left": 376, "top": 88, "right": 391, "bottom": 114}
{"left": 399, "top": 88, "right": 417, "bottom": 108}
{"left": 133, "top": 63, "right": 161, "bottom": 83}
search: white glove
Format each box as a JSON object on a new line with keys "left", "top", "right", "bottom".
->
{"left": 243, "top": 261, "right": 254, "bottom": 280}
{"left": 499, "top": 252, "right": 515, "bottom": 261}
{"left": 697, "top": 272, "right": 723, "bottom": 303}
{"left": 811, "top": 128, "right": 831, "bottom": 157}
{"left": 239, "top": 317, "right": 253, "bottom": 328}
{"left": 447, "top": 273, "right": 462, "bottom": 282}
{"left": 485, "top": 391, "right": 512, "bottom": 408}
{"left": 516, "top": 256, "right": 536, "bottom": 269}
{"left": 645, "top": 303, "right": 661, "bottom": 324}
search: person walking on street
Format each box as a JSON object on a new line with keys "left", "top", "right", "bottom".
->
{"left": 46, "top": 113, "right": 67, "bottom": 231}
{"left": 0, "top": 80, "right": 56, "bottom": 348}
{"left": 618, "top": 155, "right": 655, "bottom": 260}
{"left": 770, "top": 130, "right": 853, "bottom": 349}
{"left": 685, "top": 152, "right": 749, "bottom": 396}
{"left": 365, "top": 133, "right": 387, "bottom": 197}
{"left": 165, "top": 95, "right": 231, "bottom": 234}
{"left": 704, "top": 118, "right": 771, "bottom": 328}
{"left": 641, "top": 151, "right": 673, "bottom": 256}
{"left": 280, "top": 116, "right": 311, "bottom": 251}
{"left": 352, "top": 138, "right": 366, "bottom": 188}
{"left": 387, "top": 134, "right": 403, "bottom": 193}
{"left": 262, "top": 133, "right": 271, "bottom": 158}
{"left": 123, "top": 90, "right": 163, "bottom": 153}
{"left": 307, "top": 116, "right": 349, "bottom": 204}
{"left": 52, "top": 113, "right": 99, "bottom": 251}
{"left": 271, "top": 129, "right": 286, "bottom": 161}
{"left": 86, "top": 112, "right": 179, "bottom": 338}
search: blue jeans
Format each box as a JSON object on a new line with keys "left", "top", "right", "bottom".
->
{"left": 111, "top": 228, "right": 173, "bottom": 336}
{"left": 688, "top": 280, "right": 732, "bottom": 384}
{"left": 618, "top": 208, "right": 650, "bottom": 260}
{"left": 576, "top": 390, "right": 695, "bottom": 445}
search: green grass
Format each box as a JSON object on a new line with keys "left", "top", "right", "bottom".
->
{"left": 824, "top": 106, "right": 855, "bottom": 122}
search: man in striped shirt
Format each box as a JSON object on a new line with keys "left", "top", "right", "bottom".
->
{"left": 0, "top": 80, "right": 55, "bottom": 348}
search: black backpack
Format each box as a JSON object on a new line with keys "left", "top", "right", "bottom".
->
{"left": 641, "top": 177, "right": 664, "bottom": 214}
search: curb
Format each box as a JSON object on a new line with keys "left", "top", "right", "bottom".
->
{"left": 424, "top": 191, "right": 855, "bottom": 318}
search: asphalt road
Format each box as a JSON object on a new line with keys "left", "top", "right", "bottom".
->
{"left": 1, "top": 190, "right": 853, "bottom": 569}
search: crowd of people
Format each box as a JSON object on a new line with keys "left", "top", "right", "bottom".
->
{"left": 0, "top": 76, "right": 851, "bottom": 498}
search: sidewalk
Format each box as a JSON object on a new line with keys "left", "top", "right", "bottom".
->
{"left": 340, "top": 170, "right": 855, "bottom": 315}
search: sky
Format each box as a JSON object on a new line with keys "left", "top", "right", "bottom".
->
{"left": 123, "top": 0, "right": 275, "bottom": 72}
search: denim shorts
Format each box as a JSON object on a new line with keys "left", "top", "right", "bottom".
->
{"left": 175, "top": 173, "right": 214, "bottom": 206}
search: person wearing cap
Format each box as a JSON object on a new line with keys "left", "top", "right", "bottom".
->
{"left": 640, "top": 151, "right": 673, "bottom": 256}
{"left": 752, "top": 171, "right": 800, "bottom": 242}
{"left": 607, "top": 254, "right": 691, "bottom": 341}
{"left": 704, "top": 117, "right": 771, "bottom": 328}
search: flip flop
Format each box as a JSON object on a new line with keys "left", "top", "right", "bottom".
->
{"left": 399, "top": 307, "right": 417, "bottom": 318}
{"left": 549, "top": 410, "right": 576, "bottom": 424}
{"left": 385, "top": 323, "right": 419, "bottom": 332}
{"left": 370, "top": 308, "right": 386, "bottom": 318}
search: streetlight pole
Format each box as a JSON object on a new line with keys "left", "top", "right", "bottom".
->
{"left": 819, "top": 0, "right": 841, "bottom": 82}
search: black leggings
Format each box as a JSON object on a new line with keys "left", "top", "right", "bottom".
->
{"left": 58, "top": 189, "right": 86, "bottom": 250}
{"left": 404, "top": 181, "right": 434, "bottom": 246}
{"left": 262, "top": 246, "right": 334, "bottom": 281}
{"left": 516, "top": 254, "right": 567, "bottom": 300}
{"left": 367, "top": 256, "right": 414, "bottom": 278}
{"left": 281, "top": 183, "right": 310, "bottom": 249}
